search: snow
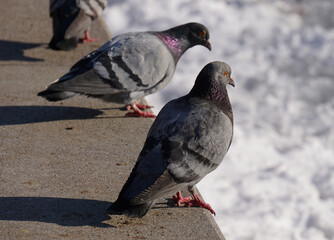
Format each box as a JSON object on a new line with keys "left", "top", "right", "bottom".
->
{"left": 103, "top": 1, "right": 334, "bottom": 239}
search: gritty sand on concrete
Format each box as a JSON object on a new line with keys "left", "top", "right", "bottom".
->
{"left": 0, "top": 1, "right": 225, "bottom": 239}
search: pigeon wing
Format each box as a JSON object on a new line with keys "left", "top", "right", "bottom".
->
{"left": 94, "top": 33, "right": 175, "bottom": 93}
{"left": 50, "top": 0, "right": 66, "bottom": 16}
{"left": 48, "top": 33, "right": 174, "bottom": 97}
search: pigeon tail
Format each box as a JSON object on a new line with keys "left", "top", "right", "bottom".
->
{"left": 107, "top": 200, "right": 154, "bottom": 218}
{"left": 37, "top": 89, "right": 77, "bottom": 101}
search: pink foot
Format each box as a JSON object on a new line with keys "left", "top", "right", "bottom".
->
{"left": 186, "top": 193, "right": 216, "bottom": 215}
{"left": 172, "top": 191, "right": 192, "bottom": 206}
{"left": 134, "top": 103, "right": 153, "bottom": 110}
{"left": 125, "top": 102, "right": 156, "bottom": 118}
{"left": 79, "top": 30, "right": 98, "bottom": 43}
{"left": 172, "top": 190, "right": 216, "bottom": 215}
{"left": 126, "top": 102, "right": 153, "bottom": 111}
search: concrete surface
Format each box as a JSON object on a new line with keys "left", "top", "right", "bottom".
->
{"left": 0, "top": 0, "right": 225, "bottom": 239}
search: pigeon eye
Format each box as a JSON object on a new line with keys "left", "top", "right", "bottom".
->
{"left": 199, "top": 30, "right": 206, "bottom": 38}
{"left": 224, "top": 71, "right": 229, "bottom": 76}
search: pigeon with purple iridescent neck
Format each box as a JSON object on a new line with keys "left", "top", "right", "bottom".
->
{"left": 38, "top": 22, "right": 211, "bottom": 117}
{"left": 108, "top": 61, "right": 235, "bottom": 217}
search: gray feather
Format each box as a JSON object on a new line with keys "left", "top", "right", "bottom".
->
{"left": 64, "top": 10, "right": 93, "bottom": 40}
{"left": 40, "top": 23, "right": 211, "bottom": 105}
{"left": 79, "top": 0, "right": 107, "bottom": 19}
{"left": 109, "top": 61, "right": 234, "bottom": 217}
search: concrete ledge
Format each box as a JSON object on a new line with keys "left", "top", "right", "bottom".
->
{"left": 0, "top": 0, "right": 225, "bottom": 239}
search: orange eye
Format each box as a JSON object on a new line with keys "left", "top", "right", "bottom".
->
{"left": 224, "top": 71, "right": 229, "bottom": 76}
{"left": 199, "top": 31, "right": 206, "bottom": 37}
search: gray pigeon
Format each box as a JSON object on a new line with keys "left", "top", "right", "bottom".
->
{"left": 49, "top": 0, "right": 107, "bottom": 50}
{"left": 38, "top": 22, "right": 211, "bottom": 117}
{"left": 108, "top": 61, "right": 235, "bottom": 217}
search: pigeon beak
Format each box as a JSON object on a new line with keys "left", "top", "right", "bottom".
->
{"left": 229, "top": 77, "right": 235, "bottom": 87}
{"left": 204, "top": 39, "right": 211, "bottom": 51}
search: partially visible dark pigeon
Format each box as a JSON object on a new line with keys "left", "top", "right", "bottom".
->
{"left": 49, "top": 0, "right": 107, "bottom": 50}
{"left": 108, "top": 61, "right": 235, "bottom": 217}
{"left": 38, "top": 22, "right": 211, "bottom": 117}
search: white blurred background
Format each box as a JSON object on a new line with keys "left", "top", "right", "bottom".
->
{"left": 103, "top": 1, "right": 334, "bottom": 239}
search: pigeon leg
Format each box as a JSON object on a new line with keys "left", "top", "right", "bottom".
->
{"left": 135, "top": 103, "right": 153, "bottom": 110}
{"left": 126, "top": 101, "right": 153, "bottom": 110}
{"left": 172, "top": 191, "right": 192, "bottom": 206}
{"left": 125, "top": 102, "right": 156, "bottom": 118}
{"left": 186, "top": 189, "right": 216, "bottom": 215}
{"left": 79, "top": 30, "right": 98, "bottom": 43}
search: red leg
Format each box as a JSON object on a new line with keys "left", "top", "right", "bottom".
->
{"left": 134, "top": 103, "right": 153, "bottom": 110}
{"left": 125, "top": 102, "right": 155, "bottom": 118}
{"left": 187, "top": 190, "right": 216, "bottom": 215}
{"left": 126, "top": 102, "right": 153, "bottom": 111}
{"left": 172, "top": 191, "right": 192, "bottom": 206}
{"left": 79, "top": 30, "right": 98, "bottom": 43}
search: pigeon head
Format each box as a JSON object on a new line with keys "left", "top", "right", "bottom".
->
{"left": 184, "top": 22, "right": 211, "bottom": 50}
{"left": 156, "top": 22, "right": 211, "bottom": 62}
{"left": 189, "top": 61, "right": 235, "bottom": 102}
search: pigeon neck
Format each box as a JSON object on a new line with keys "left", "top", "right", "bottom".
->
{"left": 155, "top": 32, "right": 190, "bottom": 63}
{"left": 189, "top": 79, "right": 233, "bottom": 122}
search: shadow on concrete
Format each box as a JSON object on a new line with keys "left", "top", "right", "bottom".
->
{"left": 0, "top": 105, "right": 103, "bottom": 125}
{"left": 0, "top": 197, "right": 113, "bottom": 228}
{"left": 152, "top": 199, "right": 178, "bottom": 210}
{"left": 0, "top": 39, "right": 44, "bottom": 62}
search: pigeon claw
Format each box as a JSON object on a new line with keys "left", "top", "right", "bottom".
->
{"left": 79, "top": 30, "right": 99, "bottom": 43}
{"left": 127, "top": 102, "right": 153, "bottom": 111}
{"left": 134, "top": 103, "right": 153, "bottom": 110}
{"left": 172, "top": 191, "right": 192, "bottom": 206}
{"left": 125, "top": 102, "right": 156, "bottom": 118}
{"left": 186, "top": 193, "right": 216, "bottom": 215}
{"left": 173, "top": 191, "right": 216, "bottom": 215}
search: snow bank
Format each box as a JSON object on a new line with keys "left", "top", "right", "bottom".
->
{"left": 103, "top": 1, "right": 334, "bottom": 239}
